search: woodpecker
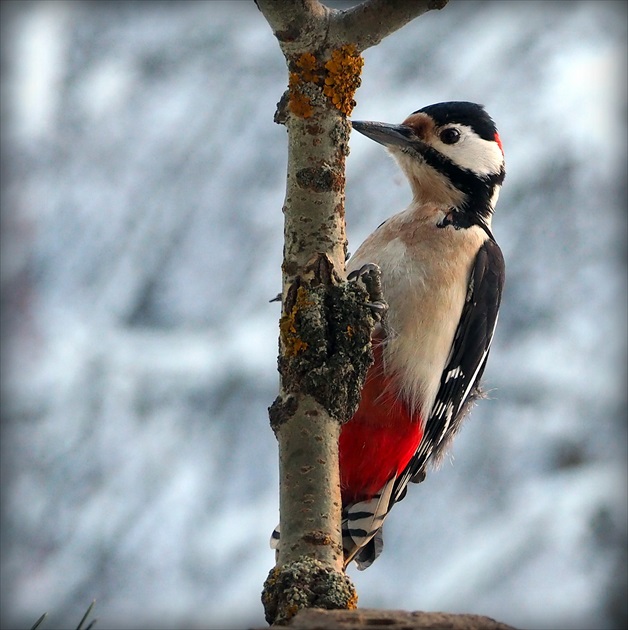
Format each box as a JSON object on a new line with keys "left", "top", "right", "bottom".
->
{"left": 271, "top": 101, "right": 505, "bottom": 570}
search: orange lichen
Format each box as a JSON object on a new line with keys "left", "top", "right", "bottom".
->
{"left": 289, "top": 72, "right": 314, "bottom": 119}
{"left": 280, "top": 286, "right": 313, "bottom": 356}
{"left": 296, "top": 52, "right": 321, "bottom": 83}
{"left": 288, "top": 47, "right": 363, "bottom": 118}
{"left": 346, "top": 588, "right": 359, "bottom": 610}
{"left": 280, "top": 313, "right": 309, "bottom": 356}
{"left": 323, "top": 45, "right": 363, "bottom": 116}
{"left": 288, "top": 52, "right": 325, "bottom": 119}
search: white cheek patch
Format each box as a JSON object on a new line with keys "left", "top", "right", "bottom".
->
{"left": 438, "top": 127, "right": 504, "bottom": 177}
{"left": 489, "top": 185, "right": 501, "bottom": 209}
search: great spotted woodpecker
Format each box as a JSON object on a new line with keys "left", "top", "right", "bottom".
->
{"left": 271, "top": 101, "right": 505, "bottom": 570}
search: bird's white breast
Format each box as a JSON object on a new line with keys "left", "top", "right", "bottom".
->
{"left": 347, "top": 206, "right": 488, "bottom": 422}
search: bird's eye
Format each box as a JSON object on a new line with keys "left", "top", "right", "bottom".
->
{"left": 439, "top": 128, "right": 461, "bottom": 145}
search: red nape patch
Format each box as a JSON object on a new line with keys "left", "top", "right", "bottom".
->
{"left": 494, "top": 132, "right": 504, "bottom": 154}
{"left": 339, "top": 352, "right": 423, "bottom": 505}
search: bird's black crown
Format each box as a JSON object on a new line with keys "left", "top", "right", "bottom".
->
{"left": 414, "top": 102, "right": 498, "bottom": 142}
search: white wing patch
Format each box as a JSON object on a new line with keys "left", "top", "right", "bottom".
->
{"left": 445, "top": 366, "right": 462, "bottom": 382}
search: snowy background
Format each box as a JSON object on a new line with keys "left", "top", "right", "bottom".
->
{"left": 1, "top": 1, "right": 626, "bottom": 629}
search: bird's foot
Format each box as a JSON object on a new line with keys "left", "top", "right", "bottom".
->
{"left": 348, "top": 263, "right": 388, "bottom": 321}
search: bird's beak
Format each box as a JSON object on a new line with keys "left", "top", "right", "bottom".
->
{"left": 351, "top": 120, "right": 416, "bottom": 149}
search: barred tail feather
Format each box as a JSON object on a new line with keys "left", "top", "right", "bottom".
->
{"left": 341, "top": 476, "right": 395, "bottom": 569}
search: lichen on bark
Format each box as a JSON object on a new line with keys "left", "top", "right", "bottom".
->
{"left": 262, "top": 557, "right": 358, "bottom": 625}
{"left": 287, "top": 45, "right": 363, "bottom": 120}
{"left": 269, "top": 254, "right": 377, "bottom": 433}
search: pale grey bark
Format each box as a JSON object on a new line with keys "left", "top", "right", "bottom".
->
{"left": 258, "top": 0, "right": 448, "bottom": 53}
{"left": 330, "top": 0, "right": 449, "bottom": 51}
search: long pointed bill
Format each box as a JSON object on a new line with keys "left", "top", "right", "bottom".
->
{"left": 351, "top": 120, "right": 416, "bottom": 149}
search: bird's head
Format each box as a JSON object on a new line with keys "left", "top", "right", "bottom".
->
{"left": 352, "top": 102, "right": 505, "bottom": 225}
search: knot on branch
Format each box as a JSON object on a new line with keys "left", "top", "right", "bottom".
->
{"left": 285, "top": 45, "right": 363, "bottom": 120}
{"left": 262, "top": 557, "right": 357, "bottom": 625}
{"left": 296, "top": 164, "right": 343, "bottom": 193}
{"left": 270, "top": 254, "right": 379, "bottom": 433}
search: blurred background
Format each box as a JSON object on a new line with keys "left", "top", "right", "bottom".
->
{"left": 1, "top": 1, "right": 626, "bottom": 629}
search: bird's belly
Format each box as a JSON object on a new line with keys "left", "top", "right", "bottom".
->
{"left": 378, "top": 240, "right": 471, "bottom": 418}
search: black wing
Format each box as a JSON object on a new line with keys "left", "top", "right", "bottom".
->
{"left": 392, "top": 237, "right": 505, "bottom": 503}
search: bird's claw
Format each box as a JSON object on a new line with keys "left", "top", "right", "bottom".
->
{"left": 348, "top": 263, "right": 388, "bottom": 321}
{"left": 364, "top": 301, "right": 388, "bottom": 314}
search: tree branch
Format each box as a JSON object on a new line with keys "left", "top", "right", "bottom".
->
{"left": 257, "top": 4, "right": 367, "bottom": 623}
{"left": 255, "top": 0, "right": 328, "bottom": 52}
{"left": 330, "top": 0, "right": 449, "bottom": 52}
